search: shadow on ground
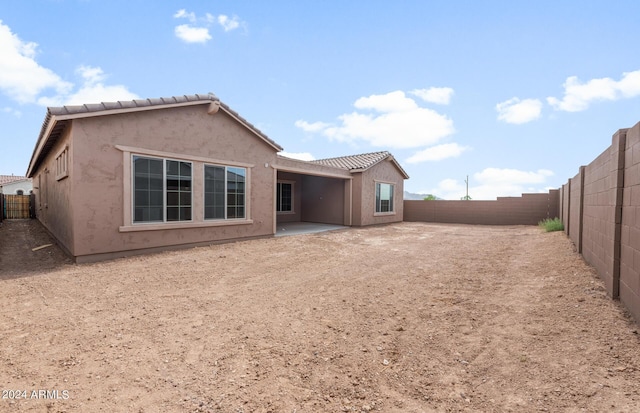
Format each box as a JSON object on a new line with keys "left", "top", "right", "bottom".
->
{"left": 0, "top": 219, "right": 73, "bottom": 280}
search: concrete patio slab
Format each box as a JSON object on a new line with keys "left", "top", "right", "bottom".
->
{"left": 275, "top": 222, "right": 348, "bottom": 237}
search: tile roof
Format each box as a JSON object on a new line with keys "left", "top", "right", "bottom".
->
{"left": 27, "top": 94, "right": 282, "bottom": 177}
{"left": 45, "top": 93, "right": 280, "bottom": 150}
{"left": 0, "top": 175, "right": 28, "bottom": 186}
{"left": 310, "top": 151, "right": 409, "bottom": 179}
{"left": 47, "top": 94, "right": 217, "bottom": 116}
{"left": 311, "top": 151, "right": 392, "bottom": 170}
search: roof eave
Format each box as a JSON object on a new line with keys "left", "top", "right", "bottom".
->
{"left": 26, "top": 110, "right": 56, "bottom": 178}
{"left": 26, "top": 96, "right": 284, "bottom": 177}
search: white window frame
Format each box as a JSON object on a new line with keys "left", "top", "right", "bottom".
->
{"left": 276, "top": 180, "right": 295, "bottom": 214}
{"left": 117, "top": 145, "right": 254, "bottom": 232}
{"left": 374, "top": 181, "right": 395, "bottom": 215}
{"left": 203, "top": 164, "right": 248, "bottom": 221}
{"left": 132, "top": 155, "right": 194, "bottom": 224}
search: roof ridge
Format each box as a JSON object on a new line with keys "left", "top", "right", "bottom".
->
{"left": 310, "top": 151, "right": 392, "bottom": 172}
{"left": 313, "top": 150, "right": 390, "bottom": 162}
{"left": 308, "top": 150, "right": 409, "bottom": 179}
{"left": 48, "top": 93, "right": 220, "bottom": 116}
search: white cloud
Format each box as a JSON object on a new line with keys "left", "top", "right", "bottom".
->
{"left": 427, "top": 178, "right": 467, "bottom": 200}
{"left": 354, "top": 90, "right": 418, "bottom": 112}
{"left": 429, "top": 168, "right": 554, "bottom": 200}
{"left": 218, "top": 15, "right": 240, "bottom": 32}
{"left": 295, "top": 120, "right": 331, "bottom": 132}
{"left": 0, "top": 20, "right": 72, "bottom": 104}
{"left": 174, "top": 9, "right": 196, "bottom": 23}
{"left": 2, "top": 107, "right": 21, "bottom": 117}
{"left": 173, "top": 10, "right": 244, "bottom": 44}
{"left": 547, "top": 70, "right": 640, "bottom": 112}
{"left": 56, "top": 83, "right": 138, "bottom": 106}
{"left": 406, "top": 143, "right": 470, "bottom": 163}
{"left": 410, "top": 87, "right": 454, "bottom": 105}
{"left": 38, "top": 65, "right": 138, "bottom": 106}
{"left": 474, "top": 168, "right": 553, "bottom": 185}
{"left": 297, "top": 90, "right": 455, "bottom": 149}
{"left": 496, "top": 97, "right": 542, "bottom": 124}
{"left": 0, "top": 21, "right": 136, "bottom": 107}
{"left": 279, "top": 151, "right": 315, "bottom": 161}
{"left": 76, "top": 65, "right": 106, "bottom": 84}
{"left": 174, "top": 24, "right": 212, "bottom": 44}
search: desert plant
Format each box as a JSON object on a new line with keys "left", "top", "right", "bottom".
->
{"left": 538, "top": 217, "right": 564, "bottom": 232}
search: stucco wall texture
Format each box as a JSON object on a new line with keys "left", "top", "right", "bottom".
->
{"left": 274, "top": 156, "right": 405, "bottom": 227}
{"left": 404, "top": 191, "right": 559, "bottom": 226}
{"left": 32, "top": 126, "right": 75, "bottom": 256}
{"left": 32, "top": 105, "right": 281, "bottom": 262}
{"left": 559, "top": 122, "right": 640, "bottom": 323}
{"left": 354, "top": 159, "right": 405, "bottom": 226}
{"left": 30, "top": 100, "right": 408, "bottom": 263}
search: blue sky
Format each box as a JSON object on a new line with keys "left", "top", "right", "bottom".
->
{"left": 2, "top": 1, "right": 640, "bottom": 199}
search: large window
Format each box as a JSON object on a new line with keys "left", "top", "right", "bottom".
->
{"left": 276, "top": 182, "right": 293, "bottom": 213}
{"left": 133, "top": 156, "right": 192, "bottom": 223}
{"left": 375, "top": 182, "right": 394, "bottom": 213}
{"left": 204, "top": 165, "right": 246, "bottom": 220}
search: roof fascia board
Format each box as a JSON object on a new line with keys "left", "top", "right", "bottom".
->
{"left": 273, "top": 164, "right": 352, "bottom": 180}
{"left": 26, "top": 115, "right": 59, "bottom": 177}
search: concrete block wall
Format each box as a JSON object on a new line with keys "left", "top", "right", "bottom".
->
{"left": 560, "top": 183, "right": 570, "bottom": 235}
{"left": 621, "top": 124, "right": 640, "bottom": 319}
{"left": 568, "top": 168, "right": 584, "bottom": 251}
{"left": 404, "top": 190, "right": 559, "bottom": 226}
{"left": 580, "top": 133, "right": 624, "bottom": 297}
{"left": 406, "top": 121, "right": 640, "bottom": 323}
{"left": 558, "top": 123, "right": 640, "bottom": 323}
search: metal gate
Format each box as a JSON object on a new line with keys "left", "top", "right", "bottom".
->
{"left": 2, "top": 194, "right": 32, "bottom": 219}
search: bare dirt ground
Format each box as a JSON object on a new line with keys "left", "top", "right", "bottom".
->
{"left": 1, "top": 220, "right": 640, "bottom": 412}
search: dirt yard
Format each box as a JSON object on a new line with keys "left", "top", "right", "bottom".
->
{"left": 1, "top": 220, "right": 640, "bottom": 412}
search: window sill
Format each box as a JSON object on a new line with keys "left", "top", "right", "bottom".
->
{"left": 120, "top": 219, "right": 254, "bottom": 232}
{"left": 277, "top": 211, "right": 296, "bottom": 215}
{"left": 374, "top": 211, "right": 396, "bottom": 217}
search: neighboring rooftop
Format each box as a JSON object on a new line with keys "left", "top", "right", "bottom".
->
{"left": 0, "top": 175, "right": 28, "bottom": 186}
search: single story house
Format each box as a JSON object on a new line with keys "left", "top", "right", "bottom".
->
{"left": 0, "top": 175, "right": 32, "bottom": 195}
{"left": 26, "top": 94, "right": 408, "bottom": 263}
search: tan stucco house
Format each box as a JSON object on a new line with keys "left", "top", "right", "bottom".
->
{"left": 26, "top": 94, "right": 408, "bottom": 262}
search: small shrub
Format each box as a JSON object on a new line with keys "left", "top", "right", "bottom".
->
{"left": 539, "top": 217, "right": 564, "bottom": 232}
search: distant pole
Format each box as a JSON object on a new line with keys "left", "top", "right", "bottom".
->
{"left": 465, "top": 175, "right": 469, "bottom": 200}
